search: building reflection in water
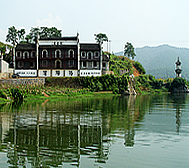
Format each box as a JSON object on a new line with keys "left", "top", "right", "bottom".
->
{"left": 0, "top": 95, "right": 148, "bottom": 167}
{"left": 3, "top": 101, "right": 111, "bottom": 167}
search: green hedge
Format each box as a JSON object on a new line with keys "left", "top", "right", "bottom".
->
{"left": 79, "top": 74, "right": 129, "bottom": 94}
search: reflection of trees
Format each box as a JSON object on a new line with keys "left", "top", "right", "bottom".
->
{"left": 4, "top": 103, "right": 110, "bottom": 167}
{"left": 2, "top": 94, "right": 156, "bottom": 167}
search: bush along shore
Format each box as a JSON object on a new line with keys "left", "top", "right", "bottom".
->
{"left": 0, "top": 74, "right": 129, "bottom": 103}
{"left": 0, "top": 74, "right": 188, "bottom": 104}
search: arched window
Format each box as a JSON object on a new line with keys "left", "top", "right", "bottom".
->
{"left": 94, "top": 51, "right": 99, "bottom": 58}
{"left": 55, "top": 60, "right": 62, "bottom": 69}
{"left": 42, "top": 50, "right": 48, "bottom": 58}
{"left": 87, "top": 52, "right": 93, "bottom": 59}
{"left": 23, "top": 51, "right": 29, "bottom": 59}
{"left": 31, "top": 51, "right": 36, "bottom": 58}
{"left": 68, "top": 49, "right": 74, "bottom": 58}
{"left": 81, "top": 51, "right": 86, "bottom": 58}
{"left": 16, "top": 51, "right": 22, "bottom": 58}
{"left": 55, "top": 49, "right": 61, "bottom": 58}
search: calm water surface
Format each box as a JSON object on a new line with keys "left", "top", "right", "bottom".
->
{"left": 0, "top": 94, "right": 188, "bottom": 168}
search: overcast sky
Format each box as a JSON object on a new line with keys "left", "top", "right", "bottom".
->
{"left": 1, "top": 0, "right": 189, "bottom": 52}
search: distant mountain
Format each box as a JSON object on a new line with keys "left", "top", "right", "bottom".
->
{"left": 115, "top": 45, "right": 189, "bottom": 80}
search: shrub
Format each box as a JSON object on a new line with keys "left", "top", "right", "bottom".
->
{"left": 11, "top": 88, "right": 23, "bottom": 101}
{"left": 0, "top": 90, "right": 7, "bottom": 99}
{"left": 133, "top": 61, "right": 146, "bottom": 74}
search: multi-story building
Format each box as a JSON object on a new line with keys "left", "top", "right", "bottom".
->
{"left": 14, "top": 33, "right": 109, "bottom": 77}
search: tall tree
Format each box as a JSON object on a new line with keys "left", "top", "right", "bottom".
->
{"left": 17, "top": 29, "right": 26, "bottom": 42}
{"left": 94, "top": 33, "right": 108, "bottom": 45}
{"left": 6, "top": 26, "right": 18, "bottom": 45}
{"left": 124, "top": 42, "right": 136, "bottom": 59}
{"left": 27, "top": 27, "right": 40, "bottom": 43}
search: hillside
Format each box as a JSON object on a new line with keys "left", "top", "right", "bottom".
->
{"left": 109, "top": 54, "right": 143, "bottom": 77}
{"left": 115, "top": 45, "right": 189, "bottom": 80}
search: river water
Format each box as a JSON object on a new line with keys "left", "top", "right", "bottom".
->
{"left": 0, "top": 94, "right": 188, "bottom": 168}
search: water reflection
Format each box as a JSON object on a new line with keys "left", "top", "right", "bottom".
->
{"left": 0, "top": 94, "right": 188, "bottom": 167}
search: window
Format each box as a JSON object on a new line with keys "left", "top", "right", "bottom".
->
{"left": 42, "top": 50, "right": 48, "bottom": 58}
{"left": 55, "top": 60, "right": 62, "bottom": 68}
{"left": 16, "top": 51, "right": 21, "bottom": 58}
{"left": 69, "top": 60, "right": 74, "bottom": 67}
{"left": 81, "top": 51, "right": 86, "bottom": 58}
{"left": 55, "top": 50, "right": 61, "bottom": 58}
{"left": 83, "top": 61, "right": 86, "bottom": 67}
{"left": 88, "top": 62, "right": 92, "bottom": 68}
{"left": 68, "top": 49, "right": 74, "bottom": 58}
{"left": 94, "top": 51, "right": 99, "bottom": 58}
{"left": 18, "top": 61, "right": 23, "bottom": 68}
{"left": 94, "top": 61, "right": 97, "bottom": 67}
{"left": 87, "top": 52, "right": 93, "bottom": 59}
{"left": 24, "top": 62, "right": 30, "bottom": 68}
{"left": 42, "top": 60, "right": 48, "bottom": 68}
{"left": 23, "top": 51, "right": 29, "bottom": 59}
{"left": 31, "top": 51, "right": 36, "bottom": 58}
{"left": 30, "top": 61, "right": 35, "bottom": 68}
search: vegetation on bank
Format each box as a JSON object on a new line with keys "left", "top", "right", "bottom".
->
{"left": 135, "top": 74, "right": 188, "bottom": 93}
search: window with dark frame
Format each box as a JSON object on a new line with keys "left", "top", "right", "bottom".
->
{"left": 83, "top": 61, "right": 86, "bottom": 67}
{"left": 17, "top": 51, "right": 21, "bottom": 58}
{"left": 94, "top": 61, "right": 97, "bottom": 67}
{"left": 69, "top": 60, "right": 74, "bottom": 67}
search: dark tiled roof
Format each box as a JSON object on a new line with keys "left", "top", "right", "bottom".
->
{"left": 16, "top": 43, "right": 36, "bottom": 50}
{"left": 80, "top": 43, "right": 100, "bottom": 50}
{"left": 40, "top": 36, "right": 77, "bottom": 40}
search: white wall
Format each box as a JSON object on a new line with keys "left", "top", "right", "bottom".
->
{"left": 80, "top": 70, "right": 101, "bottom": 77}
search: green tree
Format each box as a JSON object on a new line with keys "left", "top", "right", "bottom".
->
{"left": 26, "top": 27, "right": 62, "bottom": 43}
{"left": 94, "top": 33, "right": 108, "bottom": 45}
{"left": 17, "top": 29, "right": 26, "bottom": 42}
{"left": 27, "top": 27, "right": 40, "bottom": 43}
{"left": 124, "top": 42, "right": 136, "bottom": 59}
{"left": 40, "top": 27, "right": 61, "bottom": 38}
{"left": 6, "top": 26, "right": 18, "bottom": 45}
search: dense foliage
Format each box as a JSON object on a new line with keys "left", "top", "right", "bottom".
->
{"left": 133, "top": 61, "right": 146, "bottom": 74}
{"left": 79, "top": 74, "right": 129, "bottom": 94}
{"left": 168, "top": 77, "right": 187, "bottom": 92}
{"left": 109, "top": 55, "right": 133, "bottom": 76}
{"left": 135, "top": 74, "right": 165, "bottom": 93}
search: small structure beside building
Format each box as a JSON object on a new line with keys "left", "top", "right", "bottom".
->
{"left": 0, "top": 54, "right": 13, "bottom": 79}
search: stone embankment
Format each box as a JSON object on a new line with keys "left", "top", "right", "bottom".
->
{"left": 0, "top": 78, "right": 45, "bottom": 86}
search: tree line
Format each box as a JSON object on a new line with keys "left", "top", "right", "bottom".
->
{"left": 6, "top": 26, "right": 136, "bottom": 59}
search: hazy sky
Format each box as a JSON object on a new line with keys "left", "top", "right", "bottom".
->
{"left": 1, "top": 0, "right": 189, "bottom": 52}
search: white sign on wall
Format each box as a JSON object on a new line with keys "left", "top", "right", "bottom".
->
{"left": 38, "top": 70, "right": 51, "bottom": 77}
{"left": 80, "top": 70, "right": 101, "bottom": 77}
{"left": 14, "top": 70, "right": 37, "bottom": 77}
{"left": 52, "top": 70, "right": 64, "bottom": 77}
{"left": 65, "top": 70, "right": 78, "bottom": 77}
